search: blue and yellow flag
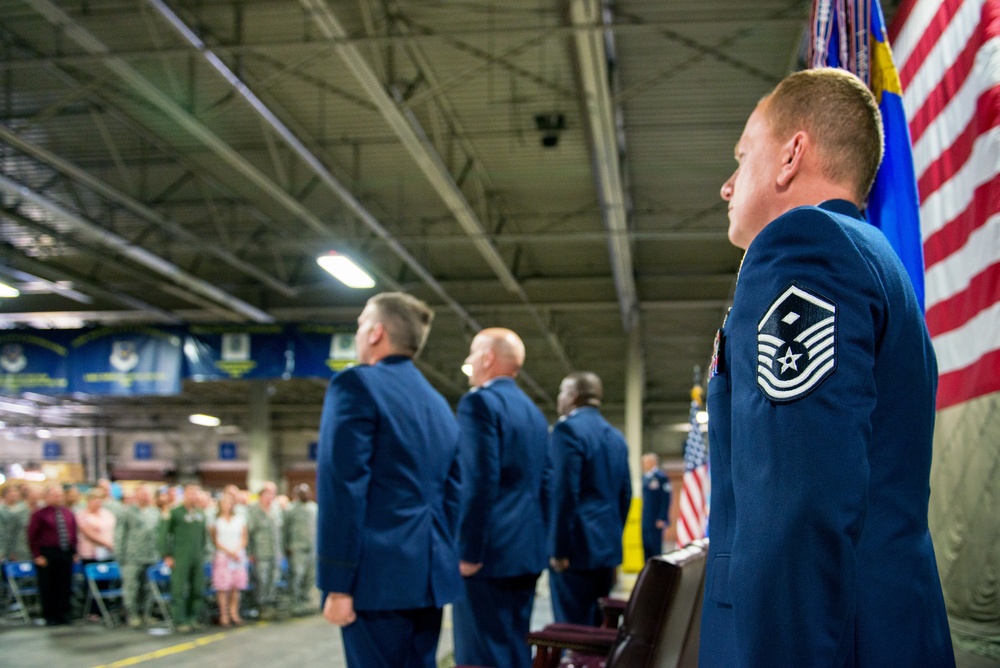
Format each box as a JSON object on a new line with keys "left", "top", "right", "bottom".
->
{"left": 809, "top": 0, "right": 925, "bottom": 309}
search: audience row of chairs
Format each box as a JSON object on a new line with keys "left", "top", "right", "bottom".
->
{"left": 2, "top": 558, "right": 291, "bottom": 629}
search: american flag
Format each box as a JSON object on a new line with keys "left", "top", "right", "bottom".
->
{"left": 676, "top": 399, "right": 708, "bottom": 547}
{"left": 890, "top": 0, "right": 1000, "bottom": 408}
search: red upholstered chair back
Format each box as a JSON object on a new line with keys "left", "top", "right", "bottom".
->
{"left": 606, "top": 540, "right": 708, "bottom": 668}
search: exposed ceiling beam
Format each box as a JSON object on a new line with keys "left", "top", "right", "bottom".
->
{"left": 570, "top": 0, "right": 638, "bottom": 334}
{"left": 0, "top": 173, "right": 273, "bottom": 323}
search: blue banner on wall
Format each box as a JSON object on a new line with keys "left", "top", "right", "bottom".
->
{"left": 134, "top": 442, "right": 153, "bottom": 460}
{"left": 69, "top": 327, "right": 184, "bottom": 396}
{"left": 0, "top": 331, "right": 70, "bottom": 395}
{"left": 290, "top": 325, "right": 356, "bottom": 378}
{"left": 308, "top": 441, "right": 318, "bottom": 462}
{"left": 185, "top": 325, "right": 291, "bottom": 381}
{"left": 42, "top": 441, "right": 61, "bottom": 459}
{"left": 219, "top": 442, "right": 237, "bottom": 460}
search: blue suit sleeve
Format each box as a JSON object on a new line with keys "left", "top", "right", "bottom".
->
{"left": 730, "top": 212, "right": 878, "bottom": 664}
{"left": 541, "top": 437, "right": 555, "bottom": 542}
{"left": 550, "top": 422, "right": 582, "bottom": 560}
{"left": 457, "top": 391, "right": 499, "bottom": 564}
{"left": 444, "top": 442, "right": 463, "bottom": 539}
{"left": 316, "top": 370, "right": 376, "bottom": 595}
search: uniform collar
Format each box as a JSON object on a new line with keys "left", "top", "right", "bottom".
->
{"left": 818, "top": 199, "right": 864, "bottom": 221}
{"left": 566, "top": 405, "right": 599, "bottom": 419}
{"left": 482, "top": 376, "right": 514, "bottom": 389}
{"left": 378, "top": 354, "right": 413, "bottom": 365}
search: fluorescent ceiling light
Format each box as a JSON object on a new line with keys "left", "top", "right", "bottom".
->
{"left": 461, "top": 363, "right": 473, "bottom": 377}
{"left": 317, "top": 252, "right": 375, "bottom": 289}
{"left": 189, "top": 413, "right": 221, "bottom": 427}
{"left": 36, "top": 429, "right": 52, "bottom": 438}
{"left": 0, "top": 282, "right": 19, "bottom": 298}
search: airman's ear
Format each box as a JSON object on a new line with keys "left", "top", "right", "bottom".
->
{"left": 776, "top": 131, "right": 807, "bottom": 188}
{"left": 369, "top": 322, "right": 386, "bottom": 346}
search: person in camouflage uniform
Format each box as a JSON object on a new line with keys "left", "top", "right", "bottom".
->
{"left": 283, "top": 484, "right": 317, "bottom": 615}
{"left": 0, "top": 485, "right": 19, "bottom": 561}
{"left": 160, "top": 484, "right": 207, "bottom": 632}
{"left": 116, "top": 485, "right": 162, "bottom": 628}
{"left": 247, "top": 482, "right": 283, "bottom": 619}
{"left": 6, "top": 485, "right": 40, "bottom": 563}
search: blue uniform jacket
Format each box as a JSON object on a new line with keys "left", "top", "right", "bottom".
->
{"left": 641, "top": 469, "right": 671, "bottom": 533}
{"left": 549, "top": 407, "right": 632, "bottom": 570}
{"left": 701, "top": 201, "right": 954, "bottom": 667}
{"left": 457, "top": 377, "right": 552, "bottom": 578}
{"left": 316, "top": 355, "right": 463, "bottom": 612}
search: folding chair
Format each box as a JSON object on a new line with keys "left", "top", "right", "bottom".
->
{"left": 84, "top": 561, "right": 125, "bottom": 628}
{"left": 3, "top": 561, "right": 39, "bottom": 624}
{"left": 144, "top": 562, "right": 172, "bottom": 628}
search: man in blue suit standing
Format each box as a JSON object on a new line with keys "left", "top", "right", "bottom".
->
{"left": 453, "top": 327, "right": 551, "bottom": 668}
{"left": 549, "top": 371, "right": 631, "bottom": 626}
{"left": 702, "top": 68, "right": 954, "bottom": 666}
{"left": 316, "top": 292, "right": 463, "bottom": 668}
{"left": 640, "top": 453, "right": 671, "bottom": 561}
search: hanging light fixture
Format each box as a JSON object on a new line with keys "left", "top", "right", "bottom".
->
{"left": 0, "top": 282, "right": 19, "bottom": 298}
{"left": 189, "top": 413, "right": 221, "bottom": 427}
{"left": 316, "top": 252, "right": 375, "bottom": 289}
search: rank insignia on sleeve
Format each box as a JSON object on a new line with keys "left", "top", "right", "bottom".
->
{"left": 756, "top": 283, "right": 836, "bottom": 403}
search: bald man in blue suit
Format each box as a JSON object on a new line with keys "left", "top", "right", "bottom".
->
{"left": 453, "top": 327, "right": 552, "bottom": 668}
{"left": 317, "top": 292, "right": 462, "bottom": 668}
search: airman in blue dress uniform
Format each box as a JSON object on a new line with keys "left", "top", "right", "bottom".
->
{"left": 640, "top": 453, "right": 671, "bottom": 561}
{"left": 701, "top": 68, "right": 954, "bottom": 667}
{"left": 316, "top": 292, "right": 462, "bottom": 668}
{"left": 549, "top": 371, "right": 632, "bottom": 626}
{"left": 453, "top": 328, "right": 552, "bottom": 668}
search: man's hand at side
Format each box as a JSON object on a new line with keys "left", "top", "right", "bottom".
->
{"left": 323, "top": 592, "right": 357, "bottom": 626}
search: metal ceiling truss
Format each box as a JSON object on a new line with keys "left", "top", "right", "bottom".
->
{"left": 0, "top": 125, "right": 299, "bottom": 297}
{"left": 0, "top": 172, "right": 273, "bottom": 322}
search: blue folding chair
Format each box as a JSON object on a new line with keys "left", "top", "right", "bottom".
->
{"left": 84, "top": 561, "right": 124, "bottom": 627}
{"left": 3, "top": 561, "right": 39, "bottom": 624}
{"left": 144, "top": 561, "right": 172, "bottom": 628}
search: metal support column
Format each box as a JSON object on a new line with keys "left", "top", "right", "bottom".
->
{"left": 624, "top": 325, "right": 644, "bottom": 495}
{"left": 247, "top": 381, "right": 275, "bottom": 492}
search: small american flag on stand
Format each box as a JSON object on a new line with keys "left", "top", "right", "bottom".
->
{"left": 677, "top": 390, "right": 709, "bottom": 547}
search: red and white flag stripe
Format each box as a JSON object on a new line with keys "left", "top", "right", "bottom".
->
{"left": 891, "top": 0, "right": 1000, "bottom": 408}
{"left": 677, "top": 466, "right": 707, "bottom": 547}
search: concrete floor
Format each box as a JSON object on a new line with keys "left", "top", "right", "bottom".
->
{"left": 2, "top": 584, "right": 998, "bottom": 668}
{"left": 0, "top": 581, "right": 557, "bottom": 668}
